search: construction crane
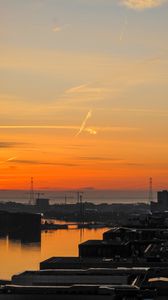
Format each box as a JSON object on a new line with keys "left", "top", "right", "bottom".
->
{"left": 50, "top": 194, "right": 74, "bottom": 205}
{"left": 29, "top": 177, "right": 35, "bottom": 205}
{"left": 27, "top": 177, "right": 45, "bottom": 205}
{"left": 148, "top": 177, "right": 153, "bottom": 213}
{"left": 50, "top": 190, "right": 84, "bottom": 205}
{"left": 149, "top": 177, "right": 153, "bottom": 204}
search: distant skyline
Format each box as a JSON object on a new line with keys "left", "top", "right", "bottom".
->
{"left": 1, "top": 0, "right": 168, "bottom": 190}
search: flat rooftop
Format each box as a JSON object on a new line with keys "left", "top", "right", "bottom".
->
{"left": 79, "top": 240, "right": 129, "bottom": 246}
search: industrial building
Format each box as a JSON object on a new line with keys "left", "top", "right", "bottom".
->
{"left": 151, "top": 190, "right": 168, "bottom": 212}
{"left": 1, "top": 221, "right": 168, "bottom": 298}
{"left": 0, "top": 211, "right": 41, "bottom": 243}
{"left": 79, "top": 240, "right": 132, "bottom": 258}
{"left": 36, "top": 198, "right": 50, "bottom": 211}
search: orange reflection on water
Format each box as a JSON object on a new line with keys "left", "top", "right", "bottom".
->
{"left": 0, "top": 228, "right": 108, "bottom": 280}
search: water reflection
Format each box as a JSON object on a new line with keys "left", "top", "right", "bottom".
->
{"left": 8, "top": 231, "right": 41, "bottom": 244}
{"left": 0, "top": 227, "right": 107, "bottom": 280}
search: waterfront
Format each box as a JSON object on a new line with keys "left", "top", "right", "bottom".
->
{"left": 0, "top": 189, "right": 154, "bottom": 205}
{"left": 0, "top": 227, "right": 108, "bottom": 280}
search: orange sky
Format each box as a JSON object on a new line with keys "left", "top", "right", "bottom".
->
{"left": 1, "top": 0, "right": 168, "bottom": 190}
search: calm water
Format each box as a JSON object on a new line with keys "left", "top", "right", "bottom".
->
{"left": 0, "top": 227, "right": 108, "bottom": 280}
{"left": 0, "top": 189, "right": 153, "bottom": 205}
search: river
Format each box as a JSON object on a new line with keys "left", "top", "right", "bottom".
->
{"left": 0, "top": 227, "right": 108, "bottom": 280}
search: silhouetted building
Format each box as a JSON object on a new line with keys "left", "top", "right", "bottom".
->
{"left": 40, "top": 257, "right": 121, "bottom": 270}
{"left": 0, "top": 211, "right": 41, "bottom": 243}
{"left": 79, "top": 240, "right": 131, "bottom": 258}
{"left": 0, "top": 284, "right": 156, "bottom": 299}
{"left": 151, "top": 190, "right": 168, "bottom": 212}
{"left": 158, "top": 190, "right": 168, "bottom": 208}
{"left": 0, "top": 211, "right": 10, "bottom": 233}
{"left": 2, "top": 225, "right": 168, "bottom": 299}
{"left": 36, "top": 198, "right": 50, "bottom": 211}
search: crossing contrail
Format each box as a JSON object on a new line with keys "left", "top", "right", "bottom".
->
{"left": 75, "top": 110, "right": 92, "bottom": 137}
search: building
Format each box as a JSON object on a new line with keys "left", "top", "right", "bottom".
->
{"left": 2, "top": 223, "right": 168, "bottom": 299}
{"left": 0, "top": 284, "right": 155, "bottom": 299}
{"left": 151, "top": 190, "right": 168, "bottom": 212}
{"left": 36, "top": 198, "right": 50, "bottom": 211}
{"left": 79, "top": 240, "right": 132, "bottom": 258}
{"left": 40, "top": 256, "right": 168, "bottom": 269}
{"left": 0, "top": 211, "right": 41, "bottom": 243}
{"left": 157, "top": 190, "right": 168, "bottom": 209}
{"left": 12, "top": 268, "right": 146, "bottom": 286}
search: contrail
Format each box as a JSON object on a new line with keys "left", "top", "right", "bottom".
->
{"left": 85, "top": 128, "right": 97, "bottom": 135}
{"left": 120, "top": 15, "right": 128, "bottom": 42}
{"left": 0, "top": 125, "right": 78, "bottom": 129}
{"left": 75, "top": 110, "right": 92, "bottom": 137}
{"left": 0, "top": 156, "right": 17, "bottom": 165}
{"left": 6, "top": 156, "right": 17, "bottom": 162}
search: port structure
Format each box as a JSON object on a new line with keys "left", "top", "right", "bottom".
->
{"left": 76, "top": 192, "right": 84, "bottom": 225}
{"left": 149, "top": 177, "right": 153, "bottom": 206}
{"left": 51, "top": 194, "right": 74, "bottom": 205}
{"left": 28, "top": 177, "right": 44, "bottom": 205}
{"left": 29, "top": 177, "right": 35, "bottom": 205}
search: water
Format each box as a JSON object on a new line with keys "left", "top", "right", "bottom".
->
{"left": 0, "top": 227, "right": 108, "bottom": 280}
{"left": 0, "top": 189, "right": 153, "bottom": 204}
{"left": 0, "top": 189, "right": 155, "bottom": 280}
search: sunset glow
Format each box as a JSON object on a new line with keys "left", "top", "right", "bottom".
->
{"left": 1, "top": 0, "right": 168, "bottom": 191}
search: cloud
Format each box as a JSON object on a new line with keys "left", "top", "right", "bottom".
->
{"left": 0, "top": 125, "right": 78, "bottom": 130}
{"left": 0, "top": 124, "right": 139, "bottom": 134}
{"left": 66, "top": 84, "right": 106, "bottom": 94}
{"left": 97, "top": 126, "right": 140, "bottom": 132}
{"left": 61, "top": 81, "right": 120, "bottom": 108}
{"left": 65, "top": 83, "right": 111, "bottom": 95}
{"left": 120, "top": 0, "right": 166, "bottom": 10}
{"left": 77, "top": 157, "right": 144, "bottom": 167}
{"left": 78, "top": 157, "right": 124, "bottom": 162}
{"left": 0, "top": 156, "right": 18, "bottom": 165}
{"left": 8, "top": 159, "right": 78, "bottom": 167}
{"left": 111, "top": 107, "right": 168, "bottom": 116}
{"left": 52, "top": 26, "right": 62, "bottom": 33}
{"left": 52, "top": 23, "right": 70, "bottom": 33}
{"left": 0, "top": 142, "right": 21, "bottom": 148}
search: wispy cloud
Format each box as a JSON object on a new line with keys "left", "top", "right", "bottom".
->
{"left": 78, "top": 157, "right": 124, "bottom": 162}
{"left": 78, "top": 156, "right": 143, "bottom": 166}
{"left": 52, "top": 26, "right": 62, "bottom": 32}
{"left": 66, "top": 84, "right": 106, "bottom": 94}
{"left": 97, "top": 126, "right": 140, "bottom": 132}
{"left": 120, "top": 0, "right": 166, "bottom": 10}
{"left": 8, "top": 159, "right": 78, "bottom": 167}
{"left": 0, "top": 156, "right": 18, "bottom": 165}
{"left": 0, "top": 125, "right": 78, "bottom": 129}
{"left": 0, "top": 125, "right": 139, "bottom": 133}
{"left": 111, "top": 108, "right": 168, "bottom": 115}
{"left": 62, "top": 83, "right": 112, "bottom": 107}
{"left": 0, "top": 142, "right": 21, "bottom": 148}
{"left": 52, "top": 23, "right": 70, "bottom": 33}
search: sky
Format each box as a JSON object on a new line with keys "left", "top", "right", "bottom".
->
{"left": 0, "top": 0, "right": 168, "bottom": 191}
